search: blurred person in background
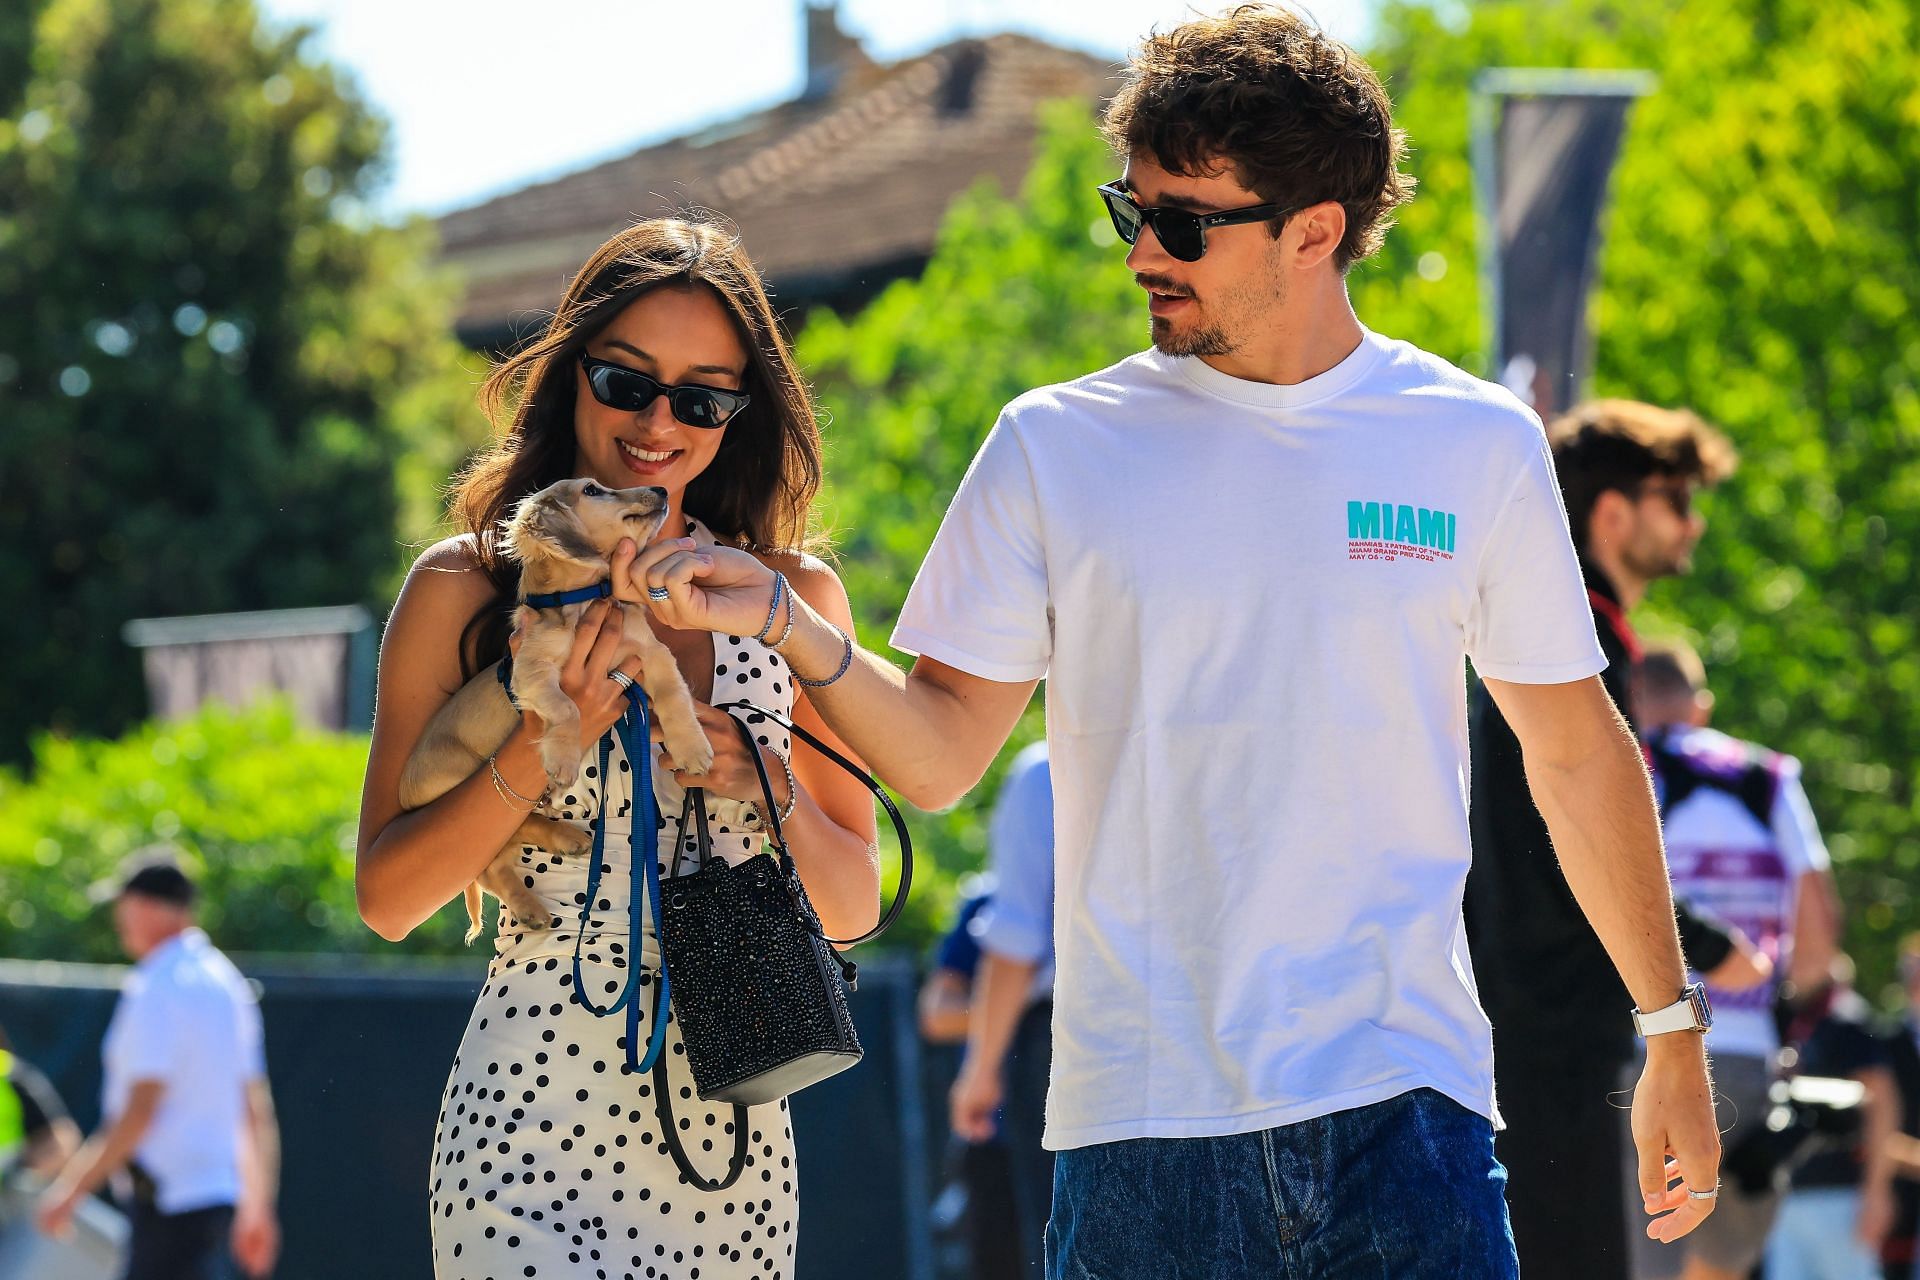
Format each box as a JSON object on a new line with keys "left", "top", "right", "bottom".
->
{"left": 1467, "top": 398, "right": 1756, "bottom": 1278}
{"left": 1878, "top": 934, "right": 1920, "bottom": 1280}
{"left": 1767, "top": 955, "right": 1900, "bottom": 1280}
{"left": 920, "top": 877, "right": 1024, "bottom": 1280}
{"left": 948, "top": 742, "right": 1055, "bottom": 1279}
{"left": 1629, "top": 641, "right": 1841, "bottom": 1280}
{"left": 37, "top": 846, "right": 280, "bottom": 1280}
{"left": 0, "top": 1023, "right": 81, "bottom": 1178}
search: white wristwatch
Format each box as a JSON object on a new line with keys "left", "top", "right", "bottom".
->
{"left": 1632, "top": 982, "right": 1714, "bottom": 1037}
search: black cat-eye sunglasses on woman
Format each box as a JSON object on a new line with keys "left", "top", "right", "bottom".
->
{"left": 578, "top": 351, "right": 751, "bottom": 429}
{"left": 1096, "top": 182, "right": 1294, "bottom": 263}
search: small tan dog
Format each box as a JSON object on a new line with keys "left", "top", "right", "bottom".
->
{"left": 399, "top": 478, "right": 715, "bottom": 942}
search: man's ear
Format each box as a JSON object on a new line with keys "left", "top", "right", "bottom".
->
{"left": 1587, "top": 488, "right": 1633, "bottom": 550}
{"left": 505, "top": 492, "right": 601, "bottom": 569}
{"left": 1288, "top": 200, "right": 1348, "bottom": 272}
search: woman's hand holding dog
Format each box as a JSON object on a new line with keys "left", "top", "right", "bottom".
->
{"left": 617, "top": 536, "right": 774, "bottom": 638}
{"left": 654, "top": 701, "right": 794, "bottom": 810}
{"left": 517, "top": 598, "right": 646, "bottom": 760}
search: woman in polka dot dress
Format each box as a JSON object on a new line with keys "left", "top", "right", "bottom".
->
{"left": 355, "top": 218, "right": 882, "bottom": 1280}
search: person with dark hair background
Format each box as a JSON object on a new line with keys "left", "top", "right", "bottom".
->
{"left": 1466, "top": 399, "right": 1758, "bottom": 1278}
{"left": 37, "top": 846, "right": 279, "bottom": 1280}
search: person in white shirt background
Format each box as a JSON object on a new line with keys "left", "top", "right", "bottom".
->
{"left": 1630, "top": 641, "right": 1842, "bottom": 1280}
{"left": 624, "top": 5, "right": 1722, "bottom": 1273}
{"left": 37, "top": 847, "right": 280, "bottom": 1280}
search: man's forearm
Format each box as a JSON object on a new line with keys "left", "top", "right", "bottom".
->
{"left": 777, "top": 592, "right": 1031, "bottom": 811}
{"left": 1525, "top": 709, "right": 1689, "bottom": 1013}
{"left": 54, "top": 1109, "right": 151, "bottom": 1200}
{"left": 1862, "top": 1069, "right": 1899, "bottom": 1192}
{"left": 964, "top": 953, "right": 1042, "bottom": 1079}
{"left": 246, "top": 1081, "right": 281, "bottom": 1204}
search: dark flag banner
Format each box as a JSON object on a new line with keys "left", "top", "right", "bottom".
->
{"left": 1471, "top": 69, "right": 1653, "bottom": 418}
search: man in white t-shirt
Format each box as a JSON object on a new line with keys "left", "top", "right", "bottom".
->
{"left": 38, "top": 847, "right": 281, "bottom": 1280}
{"left": 1629, "top": 642, "right": 1840, "bottom": 1280}
{"left": 631, "top": 7, "right": 1720, "bottom": 1273}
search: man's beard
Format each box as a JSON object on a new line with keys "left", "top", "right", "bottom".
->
{"left": 1151, "top": 314, "right": 1235, "bottom": 357}
{"left": 1622, "top": 541, "right": 1693, "bottom": 582}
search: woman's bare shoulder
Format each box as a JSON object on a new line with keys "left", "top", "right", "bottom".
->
{"left": 388, "top": 535, "right": 502, "bottom": 659}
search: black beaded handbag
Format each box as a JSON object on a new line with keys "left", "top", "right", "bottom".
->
{"left": 651, "top": 702, "right": 913, "bottom": 1190}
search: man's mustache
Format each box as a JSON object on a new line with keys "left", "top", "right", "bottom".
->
{"left": 1134, "top": 274, "right": 1195, "bottom": 298}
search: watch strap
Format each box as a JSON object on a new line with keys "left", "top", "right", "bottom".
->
{"left": 1632, "top": 982, "right": 1713, "bottom": 1036}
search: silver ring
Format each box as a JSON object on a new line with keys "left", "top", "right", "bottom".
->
{"left": 1686, "top": 1185, "right": 1720, "bottom": 1201}
{"left": 646, "top": 586, "right": 672, "bottom": 601}
{"left": 607, "top": 670, "right": 635, "bottom": 690}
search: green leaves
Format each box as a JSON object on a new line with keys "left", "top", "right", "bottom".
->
{"left": 0, "top": 0, "right": 484, "bottom": 762}
{"left": 0, "top": 700, "right": 476, "bottom": 959}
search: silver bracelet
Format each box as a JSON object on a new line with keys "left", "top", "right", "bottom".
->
{"left": 753, "top": 572, "right": 787, "bottom": 644}
{"left": 774, "top": 749, "right": 799, "bottom": 825}
{"left": 487, "top": 754, "right": 544, "bottom": 811}
{"left": 792, "top": 622, "right": 855, "bottom": 689}
{"left": 767, "top": 587, "right": 797, "bottom": 650}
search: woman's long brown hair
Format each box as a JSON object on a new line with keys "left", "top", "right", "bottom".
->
{"left": 450, "top": 217, "right": 825, "bottom": 676}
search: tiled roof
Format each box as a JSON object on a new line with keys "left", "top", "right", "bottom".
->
{"left": 435, "top": 33, "right": 1117, "bottom": 343}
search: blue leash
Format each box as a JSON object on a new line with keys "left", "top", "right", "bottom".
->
{"left": 569, "top": 683, "right": 671, "bottom": 1076}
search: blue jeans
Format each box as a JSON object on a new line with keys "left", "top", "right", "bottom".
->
{"left": 1046, "top": 1087, "right": 1517, "bottom": 1279}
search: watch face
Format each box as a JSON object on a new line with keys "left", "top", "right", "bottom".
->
{"left": 1687, "top": 983, "right": 1714, "bottom": 1031}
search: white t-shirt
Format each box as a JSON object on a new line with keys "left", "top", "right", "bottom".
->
{"left": 973, "top": 742, "right": 1056, "bottom": 1000}
{"left": 1654, "top": 725, "right": 1830, "bottom": 1060}
{"left": 893, "top": 331, "right": 1604, "bottom": 1150}
{"left": 102, "top": 928, "right": 266, "bottom": 1213}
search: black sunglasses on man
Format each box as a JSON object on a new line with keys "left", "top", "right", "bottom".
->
{"left": 1096, "top": 182, "right": 1294, "bottom": 263}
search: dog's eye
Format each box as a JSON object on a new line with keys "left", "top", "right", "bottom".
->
{"left": 581, "top": 483, "right": 604, "bottom": 498}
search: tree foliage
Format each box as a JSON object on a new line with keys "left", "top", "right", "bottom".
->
{"left": 1355, "top": 0, "right": 1920, "bottom": 993}
{"left": 0, "top": 0, "right": 484, "bottom": 764}
{"left": 795, "top": 101, "right": 1145, "bottom": 939}
{"left": 0, "top": 701, "right": 485, "bottom": 960}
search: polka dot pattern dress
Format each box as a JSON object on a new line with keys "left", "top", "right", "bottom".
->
{"left": 430, "top": 612, "right": 802, "bottom": 1280}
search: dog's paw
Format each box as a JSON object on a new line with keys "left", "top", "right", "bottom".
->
{"left": 539, "top": 737, "right": 581, "bottom": 787}
{"left": 549, "top": 821, "right": 593, "bottom": 855}
{"left": 515, "top": 902, "right": 555, "bottom": 932}
{"left": 668, "top": 728, "right": 716, "bottom": 778}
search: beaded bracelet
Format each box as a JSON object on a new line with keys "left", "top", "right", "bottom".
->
{"left": 792, "top": 622, "right": 855, "bottom": 689}
{"left": 753, "top": 572, "right": 787, "bottom": 644}
{"left": 766, "top": 588, "right": 797, "bottom": 650}
{"left": 774, "top": 749, "right": 800, "bottom": 824}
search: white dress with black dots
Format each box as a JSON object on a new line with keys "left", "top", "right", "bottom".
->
{"left": 430, "top": 622, "right": 804, "bottom": 1280}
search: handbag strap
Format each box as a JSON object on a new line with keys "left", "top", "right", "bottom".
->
{"left": 569, "top": 685, "right": 671, "bottom": 1077}
{"left": 655, "top": 781, "right": 748, "bottom": 1190}
{"left": 715, "top": 701, "right": 914, "bottom": 949}
{"left": 651, "top": 1056, "right": 748, "bottom": 1191}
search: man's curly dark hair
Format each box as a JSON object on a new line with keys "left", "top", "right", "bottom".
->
{"left": 1101, "top": 4, "right": 1415, "bottom": 271}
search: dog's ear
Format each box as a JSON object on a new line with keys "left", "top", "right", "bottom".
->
{"left": 504, "top": 489, "right": 601, "bottom": 569}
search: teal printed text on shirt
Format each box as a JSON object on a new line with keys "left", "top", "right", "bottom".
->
{"left": 1346, "top": 501, "right": 1457, "bottom": 562}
